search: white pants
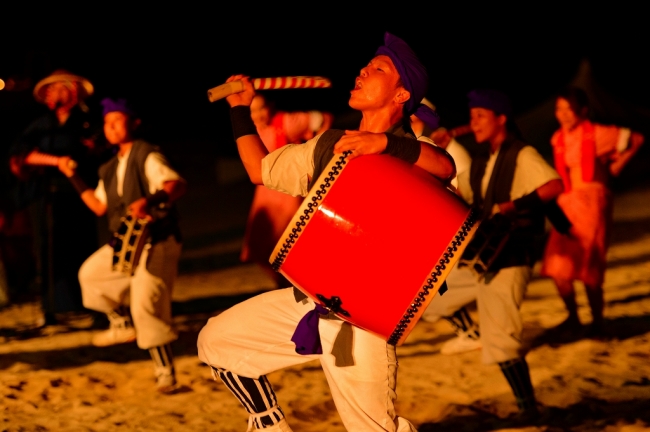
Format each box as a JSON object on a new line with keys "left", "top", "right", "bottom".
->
{"left": 197, "top": 288, "right": 417, "bottom": 432}
{"left": 78, "top": 236, "right": 181, "bottom": 349}
{"left": 422, "top": 264, "right": 531, "bottom": 364}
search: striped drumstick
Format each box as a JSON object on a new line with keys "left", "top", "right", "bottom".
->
{"left": 449, "top": 125, "right": 473, "bottom": 138}
{"left": 207, "top": 76, "right": 332, "bottom": 103}
{"left": 24, "top": 150, "right": 77, "bottom": 169}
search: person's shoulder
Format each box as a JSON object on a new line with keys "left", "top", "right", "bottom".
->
{"left": 134, "top": 139, "right": 162, "bottom": 153}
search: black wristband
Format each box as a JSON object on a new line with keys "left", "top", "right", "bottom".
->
{"left": 68, "top": 174, "right": 91, "bottom": 195}
{"left": 513, "top": 190, "right": 544, "bottom": 212}
{"left": 230, "top": 106, "right": 258, "bottom": 141}
{"left": 383, "top": 134, "right": 421, "bottom": 164}
{"left": 146, "top": 190, "right": 170, "bottom": 207}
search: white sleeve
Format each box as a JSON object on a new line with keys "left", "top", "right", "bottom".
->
{"left": 144, "top": 152, "right": 184, "bottom": 194}
{"left": 94, "top": 179, "right": 107, "bottom": 205}
{"left": 261, "top": 135, "right": 319, "bottom": 197}
{"left": 511, "top": 146, "right": 561, "bottom": 200}
{"left": 617, "top": 127, "right": 631, "bottom": 152}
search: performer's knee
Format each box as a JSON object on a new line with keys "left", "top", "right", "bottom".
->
{"left": 197, "top": 316, "right": 231, "bottom": 365}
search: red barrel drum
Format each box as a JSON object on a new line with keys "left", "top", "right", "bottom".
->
{"left": 270, "top": 152, "right": 480, "bottom": 345}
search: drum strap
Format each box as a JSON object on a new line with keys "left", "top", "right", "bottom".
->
{"left": 308, "top": 124, "right": 416, "bottom": 192}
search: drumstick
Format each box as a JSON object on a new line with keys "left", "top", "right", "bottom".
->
{"left": 449, "top": 125, "right": 472, "bottom": 138}
{"left": 24, "top": 150, "right": 77, "bottom": 169}
{"left": 207, "top": 76, "right": 332, "bottom": 102}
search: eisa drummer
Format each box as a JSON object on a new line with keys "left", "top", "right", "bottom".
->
{"left": 197, "top": 33, "right": 455, "bottom": 432}
{"left": 56, "top": 98, "right": 186, "bottom": 394}
{"left": 422, "top": 89, "right": 563, "bottom": 419}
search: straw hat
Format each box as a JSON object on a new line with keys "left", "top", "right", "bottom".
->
{"left": 33, "top": 69, "right": 94, "bottom": 103}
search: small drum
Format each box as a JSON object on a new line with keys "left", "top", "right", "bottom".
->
{"left": 270, "top": 152, "right": 480, "bottom": 345}
{"left": 456, "top": 213, "right": 514, "bottom": 281}
{"left": 111, "top": 213, "right": 150, "bottom": 276}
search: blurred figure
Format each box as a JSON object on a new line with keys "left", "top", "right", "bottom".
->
{"left": 8, "top": 69, "right": 107, "bottom": 326}
{"left": 410, "top": 98, "right": 471, "bottom": 189}
{"left": 540, "top": 86, "right": 645, "bottom": 337}
{"left": 57, "top": 98, "right": 186, "bottom": 393}
{"left": 241, "top": 93, "right": 333, "bottom": 286}
{"left": 422, "top": 89, "right": 563, "bottom": 418}
{"left": 0, "top": 167, "right": 36, "bottom": 308}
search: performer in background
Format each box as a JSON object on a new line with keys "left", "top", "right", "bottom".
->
{"left": 56, "top": 98, "right": 186, "bottom": 393}
{"left": 241, "top": 94, "right": 333, "bottom": 287}
{"left": 422, "top": 89, "right": 563, "bottom": 419}
{"left": 198, "top": 32, "right": 455, "bottom": 431}
{"left": 8, "top": 69, "right": 107, "bottom": 326}
{"left": 540, "top": 86, "right": 644, "bottom": 337}
{"left": 409, "top": 98, "right": 471, "bottom": 189}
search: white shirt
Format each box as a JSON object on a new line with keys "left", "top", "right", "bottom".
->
{"left": 437, "top": 138, "right": 471, "bottom": 189}
{"left": 94, "top": 148, "right": 183, "bottom": 205}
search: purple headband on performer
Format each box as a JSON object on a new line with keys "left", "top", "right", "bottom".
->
{"left": 467, "top": 89, "right": 512, "bottom": 117}
{"left": 375, "top": 31, "right": 439, "bottom": 128}
{"left": 101, "top": 97, "right": 138, "bottom": 118}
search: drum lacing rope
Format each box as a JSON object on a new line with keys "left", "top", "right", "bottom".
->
{"left": 387, "top": 207, "right": 479, "bottom": 345}
{"left": 271, "top": 151, "right": 351, "bottom": 271}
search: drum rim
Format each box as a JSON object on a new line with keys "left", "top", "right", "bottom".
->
{"left": 269, "top": 150, "right": 351, "bottom": 270}
{"left": 389, "top": 212, "right": 481, "bottom": 345}
{"left": 112, "top": 212, "right": 150, "bottom": 276}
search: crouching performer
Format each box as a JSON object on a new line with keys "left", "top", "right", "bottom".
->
{"left": 197, "top": 33, "right": 455, "bottom": 431}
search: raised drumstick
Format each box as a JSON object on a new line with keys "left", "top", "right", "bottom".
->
{"left": 207, "top": 76, "right": 332, "bottom": 102}
{"left": 24, "top": 150, "right": 77, "bottom": 169}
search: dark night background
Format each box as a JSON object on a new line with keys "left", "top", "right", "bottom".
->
{"left": 1, "top": 8, "right": 649, "bottom": 245}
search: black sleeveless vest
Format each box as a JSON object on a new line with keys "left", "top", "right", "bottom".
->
{"left": 99, "top": 140, "right": 181, "bottom": 244}
{"left": 469, "top": 135, "right": 545, "bottom": 270}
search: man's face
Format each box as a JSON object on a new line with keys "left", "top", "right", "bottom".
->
{"left": 555, "top": 97, "right": 580, "bottom": 130}
{"left": 104, "top": 111, "right": 134, "bottom": 145}
{"left": 250, "top": 95, "right": 270, "bottom": 128}
{"left": 43, "top": 81, "right": 77, "bottom": 111}
{"left": 349, "top": 55, "right": 404, "bottom": 110}
{"left": 470, "top": 107, "right": 506, "bottom": 144}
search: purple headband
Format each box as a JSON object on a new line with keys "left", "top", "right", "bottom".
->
{"left": 101, "top": 97, "right": 138, "bottom": 118}
{"left": 467, "top": 89, "right": 512, "bottom": 117}
{"left": 375, "top": 32, "right": 433, "bottom": 119}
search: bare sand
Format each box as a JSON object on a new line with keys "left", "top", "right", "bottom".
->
{"left": 1, "top": 185, "right": 649, "bottom": 432}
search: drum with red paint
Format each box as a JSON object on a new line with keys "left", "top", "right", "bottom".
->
{"left": 270, "top": 152, "right": 480, "bottom": 345}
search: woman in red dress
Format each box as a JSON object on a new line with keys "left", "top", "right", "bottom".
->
{"left": 241, "top": 94, "right": 333, "bottom": 286}
{"left": 541, "top": 86, "right": 644, "bottom": 336}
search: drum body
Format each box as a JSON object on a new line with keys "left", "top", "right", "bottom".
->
{"left": 271, "top": 153, "right": 479, "bottom": 345}
{"left": 111, "top": 213, "right": 150, "bottom": 276}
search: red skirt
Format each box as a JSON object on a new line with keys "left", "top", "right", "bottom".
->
{"left": 541, "top": 183, "right": 612, "bottom": 287}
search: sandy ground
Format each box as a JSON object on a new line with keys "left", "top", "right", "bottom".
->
{"left": 1, "top": 182, "right": 650, "bottom": 432}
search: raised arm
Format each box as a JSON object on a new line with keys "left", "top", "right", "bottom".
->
{"left": 225, "top": 75, "right": 268, "bottom": 185}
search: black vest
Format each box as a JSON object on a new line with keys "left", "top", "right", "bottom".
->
{"left": 469, "top": 135, "right": 545, "bottom": 270}
{"left": 99, "top": 140, "right": 181, "bottom": 243}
